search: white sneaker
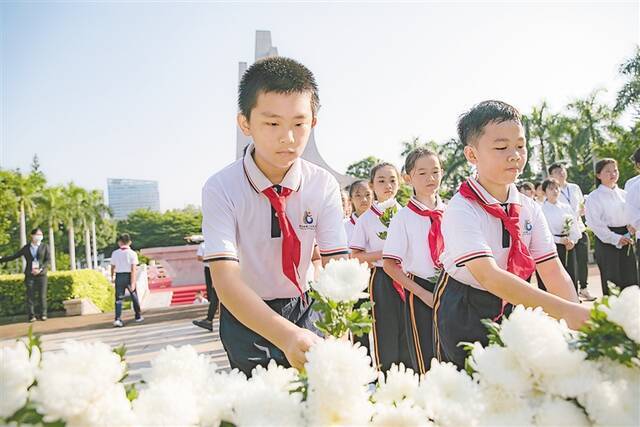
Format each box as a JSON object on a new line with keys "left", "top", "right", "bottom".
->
{"left": 579, "top": 289, "right": 596, "bottom": 302}
{"left": 113, "top": 319, "right": 124, "bottom": 327}
{"left": 135, "top": 316, "right": 144, "bottom": 323}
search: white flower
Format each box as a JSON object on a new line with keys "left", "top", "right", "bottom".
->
{"left": 377, "top": 197, "right": 397, "bottom": 211}
{"left": 232, "top": 379, "right": 303, "bottom": 427}
{"left": 477, "top": 385, "right": 534, "bottom": 426}
{"left": 313, "top": 258, "right": 370, "bottom": 302}
{"left": 201, "top": 369, "right": 248, "bottom": 427}
{"left": 132, "top": 378, "right": 199, "bottom": 426}
{"left": 578, "top": 377, "right": 640, "bottom": 426}
{"left": 371, "top": 401, "right": 433, "bottom": 427}
{"left": 249, "top": 360, "right": 300, "bottom": 393}
{"left": 0, "top": 341, "right": 39, "bottom": 418}
{"left": 469, "top": 343, "right": 532, "bottom": 396}
{"left": 532, "top": 397, "right": 590, "bottom": 426}
{"left": 416, "top": 360, "right": 483, "bottom": 427}
{"left": 373, "top": 363, "right": 420, "bottom": 405}
{"left": 66, "top": 383, "right": 135, "bottom": 427}
{"left": 602, "top": 286, "right": 640, "bottom": 343}
{"left": 538, "top": 357, "right": 602, "bottom": 398}
{"left": 305, "top": 338, "right": 376, "bottom": 426}
{"left": 31, "top": 341, "right": 125, "bottom": 423}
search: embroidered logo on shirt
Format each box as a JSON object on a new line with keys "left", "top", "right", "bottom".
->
{"left": 299, "top": 210, "right": 316, "bottom": 230}
{"left": 523, "top": 219, "right": 533, "bottom": 235}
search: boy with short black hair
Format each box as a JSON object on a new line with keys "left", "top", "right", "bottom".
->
{"left": 110, "top": 233, "right": 143, "bottom": 327}
{"left": 434, "top": 100, "right": 590, "bottom": 368}
{"left": 202, "top": 56, "right": 348, "bottom": 375}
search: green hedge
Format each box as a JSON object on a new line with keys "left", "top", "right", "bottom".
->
{"left": 0, "top": 270, "right": 114, "bottom": 316}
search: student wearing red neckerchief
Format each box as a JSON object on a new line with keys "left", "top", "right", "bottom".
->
{"left": 383, "top": 147, "right": 446, "bottom": 374}
{"left": 433, "top": 101, "right": 590, "bottom": 369}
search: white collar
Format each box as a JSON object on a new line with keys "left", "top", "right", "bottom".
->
{"left": 242, "top": 144, "right": 302, "bottom": 193}
{"left": 409, "top": 195, "right": 445, "bottom": 211}
{"left": 467, "top": 176, "right": 521, "bottom": 206}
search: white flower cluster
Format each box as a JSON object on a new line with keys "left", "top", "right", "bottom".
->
{"left": 601, "top": 285, "right": 640, "bottom": 344}
{"left": 313, "top": 258, "right": 370, "bottom": 302}
{"left": 0, "top": 340, "right": 39, "bottom": 418}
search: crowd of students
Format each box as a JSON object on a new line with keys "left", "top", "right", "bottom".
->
{"left": 201, "top": 55, "right": 639, "bottom": 376}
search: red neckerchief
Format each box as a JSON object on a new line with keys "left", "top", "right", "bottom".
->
{"left": 406, "top": 198, "right": 444, "bottom": 269}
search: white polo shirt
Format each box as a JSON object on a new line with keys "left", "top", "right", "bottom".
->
{"left": 196, "top": 242, "right": 207, "bottom": 267}
{"left": 440, "top": 177, "right": 557, "bottom": 291}
{"left": 201, "top": 145, "right": 348, "bottom": 300}
{"left": 343, "top": 212, "right": 359, "bottom": 245}
{"left": 383, "top": 197, "right": 446, "bottom": 280}
{"left": 558, "top": 182, "right": 586, "bottom": 233}
{"left": 350, "top": 200, "right": 401, "bottom": 268}
{"left": 585, "top": 184, "right": 629, "bottom": 246}
{"left": 541, "top": 200, "right": 582, "bottom": 244}
{"left": 625, "top": 177, "right": 640, "bottom": 240}
{"left": 110, "top": 247, "right": 138, "bottom": 273}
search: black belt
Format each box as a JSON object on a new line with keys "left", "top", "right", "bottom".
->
{"left": 553, "top": 233, "right": 569, "bottom": 238}
{"left": 608, "top": 226, "right": 628, "bottom": 235}
{"left": 115, "top": 272, "right": 131, "bottom": 275}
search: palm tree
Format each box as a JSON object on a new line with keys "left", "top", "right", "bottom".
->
{"left": 11, "top": 171, "right": 43, "bottom": 269}
{"left": 38, "top": 186, "right": 64, "bottom": 272}
{"left": 614, "top": 46, "right": 640, "bottom": 116}
{"left": 62, "top": 183, "right": 85, "bottom": 270}
{"left": 87, "top": 190, "right": 109, "bottom": 269}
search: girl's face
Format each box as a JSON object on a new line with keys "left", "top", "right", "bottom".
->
{"left": 597, "top": 162, "right": 619, "bottom": 188}
{"left": 372, "top": 165, "right": 399, "bottom": 203}
{"left": 350, "top": 183, "right": 373, "bottom": 216}
{"left": 544, "top": 184, "right": 560, "bottom": 203}
{"left": 535, "top": 185, "right": 545, "bottom": 200}
{"left": 406, "top": 155, "right": 442, "bottom": 197}
{"left": 341, "top": 192, "right": 352, "bottom": 217}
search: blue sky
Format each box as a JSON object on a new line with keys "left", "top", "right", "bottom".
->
{"left": 1, "top": 1, "right": 638, "bottom": 210}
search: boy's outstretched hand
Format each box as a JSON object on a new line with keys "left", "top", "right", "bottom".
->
{"left": 565, "top": 302, "right": 591, "bottom": 330}
{"left": 283, "top": 327, "right": 322, "bottom": 370}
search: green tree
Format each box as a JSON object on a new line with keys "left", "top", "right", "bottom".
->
{"left": 61, "top": 183, "right": 85, "bottom": 270}
{"left": 37, "top": 186, "right": 65, "bottom": 271}
{"left": 346, "top": 156, "right": 382, "bottom": 180}
{"left": 117, "top": 207, "right": 202, "bottom": 250}
{"left": 615, "top": 45, "right": 640, "bottom": 116}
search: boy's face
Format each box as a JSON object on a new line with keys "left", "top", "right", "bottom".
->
{"left": 464, "top": 120, "right": 527, "bottom": 186}
{"left": 238, "top": 91, "right": 317, "bottom": 172}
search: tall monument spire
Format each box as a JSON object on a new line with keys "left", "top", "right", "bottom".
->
{"left": 236, "top": 30, "right": 355, "bottom": 189}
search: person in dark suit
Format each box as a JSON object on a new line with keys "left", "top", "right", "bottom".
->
{"left": 0, "top": 228, "right": 51, "bottom": 322}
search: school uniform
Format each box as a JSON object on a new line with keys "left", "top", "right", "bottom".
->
{"left": 196, "top": 242, "right": 219, "bottom": 321}
{"left": 540, "top": 200, "right": 582, "bottom": 291}
{"left": 558, "top": 182, "right": 590, "bottom": 290}
{"left": 625, "top": 175, "right": 640, "bottom": 272}
{"left": 383, "top": 196, "right": 445, "bottom": 374}
{"left": 585, "top": 184, "right": 638, "bottom": 295}
{"left": 434, "top": 177, "right": 557, "bottom": 369}
{"left": 201, "top": 144, "right": 348, "bottom": 376}
{"left": 350, "top": 199, "right": 413, "bottom": 372}
{"left": 343, "top": 212, "right": 359, "bottom": 245}
{"left": 110, "top": 246, "right": 142, "bottom": 321}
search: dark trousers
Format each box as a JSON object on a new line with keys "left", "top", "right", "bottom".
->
{"left": 352, "top": 297, "right": 371, "bottom": 356}
{"left": 434, "top": 273, "right": 512, "bottom": 369}
{"left": 115, "top": 273, "right": 141, "bottom": 320}
{"left": 204, "top": 266, "right": 219, "bottom": 321}
{"left": 538, "top": 243, "right": 577, "bottom": 292}
{"left": 594, "top": 227, "right": 639, "bottom": 295}
{"left": 369, "top": 267, "right": 414, "bottom": 373}
{"left": 576, "top": 232, "right": 590, "bottom": 289}
{"left": 406, "top": 275, "right": 435, "bottom": 374}
{"left": 25, "top": 274, "right": 47, "bottom": 318}
{"left": 219, "top": 293, "right": 320, "bottom": 377}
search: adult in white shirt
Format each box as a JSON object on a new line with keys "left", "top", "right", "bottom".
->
{"left": 585, "top": 158, "right": 638, "bottom": 296}
{"left": 540, "top": 178, "right": 582, "bottom": 292}
{"left": 624, "top": 148, "right": 640, "bottom": 274}
{"left": 548, "top": 163, "right": 595, "bottom": 301}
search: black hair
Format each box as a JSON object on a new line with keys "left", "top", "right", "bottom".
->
{"left": 117, "top": 233, "right": 132, "bottom": 244}
{"left": 632, "top": 147, "right": 640, "bottom": 165}
{"left": 238, "top": 56, "right": 320, "bottom": 120}
{"left": 548, "top": 162, "right": 565, "bottom": 175}
{"left": 403, "top": 147, "right": 441, "bottom": 175}
{"left": 519, "top": 181, "right": 534, "bottom": 192}
{"left": 347, "top": 180, "right": 371, "bottom": 213}
{"left": 541, "top": 177, "right": 559, "bottom": 192}
{"left": 595, "top": 158, "right": 617, "bottom": 187}
{"left": 369, "top": 162, "right": 401, "bottom": 201}
{"left": 457, "top": 100, "right": 522, "bottom": 146}
{"left": 30, "top": 228, "right": 43, "bottom": 235}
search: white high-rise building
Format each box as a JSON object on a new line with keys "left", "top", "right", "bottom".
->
{"left": 107, "top": 178, "right": 160, "bottom": 220}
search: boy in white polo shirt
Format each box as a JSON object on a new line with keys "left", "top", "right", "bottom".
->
{"left": 202, "top": 57, "right": 348, "bottom": 375}
{"left": 110, "top": 234, "right": 143, "bottom": 327}
{"left": 433, "top": 100, "right": 590, "bottom": 369}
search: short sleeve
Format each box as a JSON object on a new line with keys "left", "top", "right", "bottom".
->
{"left": 196, "top": 243, "right": 205, "bottom": 258}
{"left": 528, "top": 203, "right": 558, "bottom": 264}
{"left": 130, "top": 251, "right": 139, "bottom": 266}
{"left": 441, "top": 200, "right": 493, "bottom": 266}
{"left": 382, "top": 212, "right": 408, "bottom": 263}
{"left": 109, "top": 252, "right": 116, "bottom": 266}
{"left": 315, "top": 177, "right": 349, "bottom": 257}
{"left": 201, "top": 177, "right": 239, "bottom": 262}
{"left": 349, "top": 215, "right": 368, "bottom": 252}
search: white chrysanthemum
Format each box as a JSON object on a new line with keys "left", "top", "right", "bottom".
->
{"left": 373, "top": 363, "right": 420, "bottom": 405}
{"left": 416, "top": 360, "right": 483, "bottom": 427}
{"left": 499, "top": 306, "right": 578, "bottom": 378}
{"left": 313, "top": 258, "right": 370, "bottom": 302}
{"left": 532, "top": 397, "right": 590, "bottom": 426}
{"left": 470, "top": 343, "right": 532, "bottom": 396}
{"left": 538, "top": 357, "right": 602, "bottom": 398}
{"left": 477, "top": 385, "right": 534, "bottom": 427}
{"left": 377, "top": 197, "right": 397, "bottom": 211}
{"left": 201, "top": 369, "right": 248, "bottom": 427}
{"left": 597, "top": 359, "right": 640, "bottom": 383}
{"left": 31, "top": 341, "right": 125, "bottom": 422}
{"left": 132, "top": 378, "right": 199, "bottom": 426}
{"left": 305, "top": 338, "right": 376, "bottom": 426}
{"left": 602, "top": 286, "right": 640, "bottom": 343}
{"left": 250, "top": 359, "right": 301, "bottom": 393}
{"left": 66, "top": 383, "right": 135, "bottom": 427}
{"left": 371, "top": 401, "right": 433, "bottom": 426}
{"left": 0, "top": 341, "right": 39, "bottom": 418}
{"left": 578, "top": 378, "right": 640, "bottom": 426}
{"left": 232, "top": 379, "right": 303, "bottom": 427}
